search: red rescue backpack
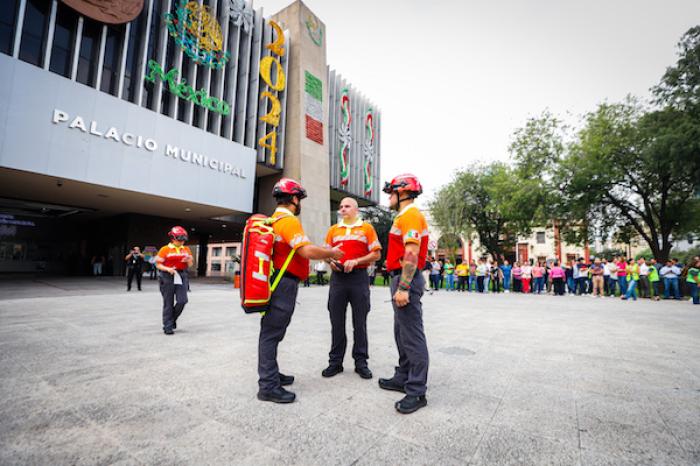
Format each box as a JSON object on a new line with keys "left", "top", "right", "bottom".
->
{"left": 240, "top": 214, "right": 295, "bottom": 314}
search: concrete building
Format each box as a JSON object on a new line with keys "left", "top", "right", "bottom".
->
{"left": 0, "top": 0, "right": 381, "bottom": 274}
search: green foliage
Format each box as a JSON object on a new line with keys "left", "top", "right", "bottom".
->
{"left": 429, "top": 163, "right": 539, "bottom": 260}
{"left": 437, "top": 232, "right": 462, "bottom": 262}
{"left": 653, "top": 26, "right": 700, "bottom": 112}
{"left": 359, "top": 205, "right": 393, "bottom": 265}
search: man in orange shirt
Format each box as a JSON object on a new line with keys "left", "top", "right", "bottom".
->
{"left": 322, "top": 197, "right": 381, "bottom": 379}
{"left": 257, "top": 178, "right": 343, "bottom": 404}
{"left": 377, "top": 174, "right": 430, "bottom": 414}
{"left": 155, "top": 226, "right": 194, "bottom": 335}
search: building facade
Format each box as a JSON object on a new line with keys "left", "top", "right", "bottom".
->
{"left": 0, "top": 0, "right": 381, "bottom": 274}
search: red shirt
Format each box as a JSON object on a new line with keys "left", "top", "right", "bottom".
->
{"left": 272, "top": 208, "right": 311, "bottom": 280}
{"left": 324, "top": 219, "right": 381, "bottom": 268}
{"left": 386, "top": 204, "right": 428, "bottom": 271}
{"left": 156, "top": 243, "right": 192, "bottom": 271}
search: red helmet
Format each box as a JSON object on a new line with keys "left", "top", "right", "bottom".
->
{"left": 383, "top": 173, "right": 422, "bottom": 197}
{"left": 272, "top": 178, "right": 307, "bottom": 199}
{"left": 168, "top": 226, "right": 188, "bottom": 242}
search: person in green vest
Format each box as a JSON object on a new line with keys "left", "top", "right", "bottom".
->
{"left": 621, "top": 258, "right": 640, "bottom": 301}
{"left": 444, "top": 259, "right": 455, "bottom": 291}
{"left": 648, "top": 259, "right": 661, "bottom": 301}
{"left": 686, "top": 257, "right": 700, "bottom": 305}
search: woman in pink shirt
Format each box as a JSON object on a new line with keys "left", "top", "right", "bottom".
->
{"left": 532, "top": 262, "right": 545, "bottom": 294}
{"left": 616, "top": 257, "right": 628, "bottom": 295}
{"left": 512, "top": 262, "right": 522, "bottom": 293}
{"left": 550, "top": 261, "right": 566, "bottom": 295}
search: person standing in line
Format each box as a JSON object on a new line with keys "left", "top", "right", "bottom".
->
{"left": 91, "top": 255, "right": 105, "bottom": 276}
{"left": 532, "top": 261, "right": 545, "bottom": 294}
{"left": 256, "top": 178, "right": 343, "bottom": 404}
{"left": 367, "top": 262, "right": 377, "bottom": 287}
{"left": 638, "top": 257, "right": 650, "bottom": 298}
{"left": 512, "top": 261, "right": 522, "bottom": 293}
{"left": 622, "top": 258, "right": 640, "bottom": 301}
{"left": 438, "top": 260, "right": 445, "bottom": 290}
{"left": 500, "top": 260, "right": 512, "bottom": 293}
{"left": 483, "top": 258, "right": 491, "bottom": 293}
{"left": 565, "top": 260, "right": 575, "bottom": 295}
{"left": 521, "top": 260, "right": 532, "bottom": 294}
{"left": 616, "top": 256, "right": 628, "bottom": 296}
{"left": 601, "top": 258, "right": 610, "bottom": 296}
{"left": 155, "top": 227, "right": 193, "bottom": 335}
{"left": 660, "top": 259, "right": 681, "bottom": 300}
{"left": 378, "top": 174, "right": 430, "bottom": 414}
{"left": 575, "top": 258, "right": 589, "bottom": 295}
{"left": 422, "top": 259, "right": 433, "bottom": 293}
{"left": 590, "top": 258, "right": 605, "bottom": 298}
{"left": 125, "top": 246, "right": 144, "bottom": 291}
{"left": 476, "top": 258, "right": 486, "bottom": 293}
{"left": 550, "top": 260, "right": 566, "bottom": 295}
{"left": 491, "top": 260, "right": 502, "bottom": 293}
{"left": 430, "top": 257, "right": 441, "bottom": 291}
{"left": 382, "top": 262, "right": 390, "bottom": 286}
{"left": 605, "top": 258, "right": 618, "bottom": 297}
{"left": 455, "top": 259, "right": 469, "bottom": 292}
{"left": 322, "top": 197, "right": 381, "bottom": 380}
{"left": 686, "top": 258, "right": 700, "bottom": 305}
{"left": 468, "top": 260, "right": 477, "bottom": 292}
{"left": 444, "top": 258, "right": 455, "bottom": 291}
{"left": 648, "top": 258, "right": 661, "bottom": 300}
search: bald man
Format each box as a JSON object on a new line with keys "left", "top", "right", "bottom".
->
{"left": 322, "top": 198, "right": 382, "bottom": 379}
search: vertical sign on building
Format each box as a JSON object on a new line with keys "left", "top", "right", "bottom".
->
{"left": 363, "top": 108, "right": 375, "bottom": 197}
{"left": 337, "top": 87, "right": 351, "bottom": 186}
{"left": 304, "top": 71, "right": 324, "bottom": 144}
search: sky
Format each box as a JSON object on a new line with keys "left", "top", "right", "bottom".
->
{"left": 254, "top": 0, "right": 700, "bottom": 205}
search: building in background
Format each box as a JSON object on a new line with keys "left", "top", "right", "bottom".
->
{"left": 0, "top": 0, "right": 380, "bottom": 274}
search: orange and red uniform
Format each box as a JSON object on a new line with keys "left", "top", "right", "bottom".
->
{"left": 324, "top": 219, "right": 381, "bottom": 267}
{"left": 386, "top": 204, "right": 428, "bottom": 272}
{"left": 156, "top": 243, "right": 193, "bottom": 270}
{"left": 271, "top": 207, "right": 311, "bottom": 280}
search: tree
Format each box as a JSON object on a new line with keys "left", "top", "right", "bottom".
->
{"left": 437, "top": 233, "right": 462, "bottom": 263}
{"left": 556, "top": 98, "right": 700, "bottom": 262}
{"left": 359, "top": 205, "right": 393, "bottom": 265}
{"left": 653, "top": 26, "right": 700, "bottom": 112}
{"left": 429, "top": 163, "right": 539, "bottom": 260}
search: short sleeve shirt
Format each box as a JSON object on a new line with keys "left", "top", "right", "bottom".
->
{"left": 272, "top": 208, "right": 311, "bottom": 280}
{"left": 455, "top": 264, "right": 469, "bottom": 276}
{"left": 386, "top": 204, "right": 428, "bottom": 271}
{"left": 157, "top": 243, "right": 192, "bottom": 270}
{"left": 324, "top": 219, "right": 381, "bottom": 268}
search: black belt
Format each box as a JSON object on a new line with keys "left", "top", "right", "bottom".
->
{"left": 389, "top": 270, "right": 402, "bottom": 277}
{"left": 272, "top": 271, "right": 300, "bottom": 282}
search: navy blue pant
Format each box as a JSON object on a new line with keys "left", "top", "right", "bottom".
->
{"left": 390, "top": 273, "right": 429, "bottom": 397}
{"left": 258, "top": 276, "right": 299, "bottom": 392}
{"left": 327, "top": 269, "right": 370, "bottom": 368}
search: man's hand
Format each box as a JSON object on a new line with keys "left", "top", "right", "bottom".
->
{"left": 393, "top": 289, "right": 409, "bottom": 307}
{"left": 343, "top": 259, "right": 359, "bottom": 273}
{"left": 329, "top": 246, "right": 344, "bottom": 261}
{"left": 167, "top": 267, "right": 176, "bottom": 275}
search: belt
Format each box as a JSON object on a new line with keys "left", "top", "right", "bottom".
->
{"left": 389, "top": 269, "right": 402, "bottom": 277}
{"left": 272, "top": 271, "right": 300, "bottom": 282}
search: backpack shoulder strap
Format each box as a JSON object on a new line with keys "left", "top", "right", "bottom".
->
{"left": 268, "top": 212, "right": 297, "bottom": 293}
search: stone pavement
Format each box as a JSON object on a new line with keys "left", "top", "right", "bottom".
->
{"left": 1, "top": 277, "right": 699, "bottom": 465}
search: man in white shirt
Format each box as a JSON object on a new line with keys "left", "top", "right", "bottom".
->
{"left": 314, "top": 260, "right": 328, "bottom": 285}
{"left": 605, "top": 259, "right": 618, "bottom": 297}
{"left": 638, "top": 257, "right": 650, "bottom": 299}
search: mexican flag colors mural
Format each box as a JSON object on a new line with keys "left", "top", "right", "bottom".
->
{"left": 304, "top": 71, "right": 324, "bottom": 144}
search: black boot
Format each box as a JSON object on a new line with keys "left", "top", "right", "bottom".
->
{"left": 395, "top": 395, "right": 427, "bottom": 414}
{"left": 321, "top": 365, "right": 344, "bottom": 377}
{"left": 279, "top": 373, "right": 295, "bottom": 386}
{"left": 257, "top": 387, "right": 296, "bottom": 403}
{"left": 378, "top": 377, "right": 405, "bottom": 393}
{"left": 355, "top": 367, "right": 373, "bottom": 379}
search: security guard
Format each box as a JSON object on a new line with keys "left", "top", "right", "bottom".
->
{"left": 322, "top": 197, "right": 381, "bottom": 379}
{"left": 155, "top": 226, "right": 193, "bottom": 335}
{"left": 257, "top": 178, "right": 344, "bottom": 404}
{"left": 378, "top": 174, "right": 430, "bottom": 414}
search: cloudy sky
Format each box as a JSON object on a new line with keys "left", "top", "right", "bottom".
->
{"left": 255, "top": 0, "right": 700, "bottom": 205}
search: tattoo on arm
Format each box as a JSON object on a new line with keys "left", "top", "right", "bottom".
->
{"left": 399, "top": 249, "right": 418, "bottom": 291}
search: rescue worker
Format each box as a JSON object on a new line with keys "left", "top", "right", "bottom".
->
{"left": 155, "top": 226, "right": 193, "bottom": 335}
{"left": 257, "top": 178, "right": 344, "bottom": 404}
{"left": 378, "top": 174, "right": 430, "bottom": 414}
{"left": 322, "top": 197, "right": 381, "bottom": 379}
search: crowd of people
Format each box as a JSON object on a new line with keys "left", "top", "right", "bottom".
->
{"left": 419, "top": 255, "right": 700, "bottom": 304}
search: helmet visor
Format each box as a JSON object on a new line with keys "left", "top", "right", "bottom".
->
{"left": 173, "top": 234, "right": 188, "bottom": 241}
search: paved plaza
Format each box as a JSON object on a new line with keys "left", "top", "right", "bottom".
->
{"left": 0, "top": 277, "right": 699, "bottom": 465}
